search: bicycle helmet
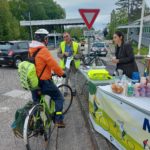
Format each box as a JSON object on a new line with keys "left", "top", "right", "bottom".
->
{"left": 34, "top": 29, "right": 49, "bottom": 43}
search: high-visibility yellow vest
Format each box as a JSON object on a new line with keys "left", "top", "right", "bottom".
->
{"left": 59, "top": 41, "right": 81, "bottom": 69}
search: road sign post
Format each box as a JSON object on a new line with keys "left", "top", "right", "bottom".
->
{"left": 84, "top": 30, "right": 95, "bottom": 53}
{"left": 84, "top": 30, "right": 95, "bottom": 37}
{"left": 79, "top": 9, "right": 100, "bottom": 54}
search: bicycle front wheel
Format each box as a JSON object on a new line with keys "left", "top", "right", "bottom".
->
{"left": 23, "top": 104, "right": 52, "bottom": 150}
{"left": 58, "top": 84, "right": 73, "bottom": 115}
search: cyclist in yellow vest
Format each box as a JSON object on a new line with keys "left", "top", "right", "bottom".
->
{"left": 57, "top": 32, "right": 82, "bottom": 96}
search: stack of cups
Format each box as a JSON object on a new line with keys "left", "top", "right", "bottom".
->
{"left": 140, "top": 84, "right": 146, "bottom": 97}
{"left": 146, "top": 83, "right": 150, "bottom": 97}
{"left": 134, "top": 83, "right": 141, "bottom": 97}
{"left": 140, "top": 77, "right": 147, "bottom": 97}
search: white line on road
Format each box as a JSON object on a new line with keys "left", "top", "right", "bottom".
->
{"left": 2, "top": 89, "right": 31, "bottom": 100}
{"left": 0, "top": 107, "right": 10, "bottom": 113}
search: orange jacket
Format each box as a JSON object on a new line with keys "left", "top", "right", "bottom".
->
{"left": 29, "top": 41, "right": 64, "bottom": 80}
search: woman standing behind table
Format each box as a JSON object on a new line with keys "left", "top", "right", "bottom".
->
{"left": 112, "top": 31, "right": 139, "bottom": 78}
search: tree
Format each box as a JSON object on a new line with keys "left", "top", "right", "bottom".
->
{"left": 108, "top": 10, "right": 117, "bottom": 38}
{"left": 116, "top": 0, "right": 150, "bottom": 22}
{"left": 108, "top": 0, "right": 150, "bottom": 38}
{"left": 8, "top": 0, "right": 66, "bottom": 39}
{"left": 65, "top": 27, "right": 84, "bottom": 41}
{"left": 0, "top": 0, "right": 20, "bottom": 40}
{"left": 108, "top": 8, "right": 128, "bottom": 39}
{"left": 9, "top": 0, "right": 66, "bottom": 20}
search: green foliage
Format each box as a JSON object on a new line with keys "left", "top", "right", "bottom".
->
{"left": 0, "top": 0, "right": 20, "bottom": 40}
{"left": 115, "top": 0, "right": 142, "bottom": 21}
{"left": 0, "top": 0, "right": 66, "bottom": 41}
{"left": 65, "top": 27, "right": 84, "bottom": 41}
{"left": 132, "top": 42, "right": 149, "bottom": 55}
{"left": 116, "top": 0, "right": 150, "bottom": 21}
{"left": 107, "top": 9, "right": 128, "bottom": 39}
{"left": 108, "top": 0, "right": 150, "bottom": 39}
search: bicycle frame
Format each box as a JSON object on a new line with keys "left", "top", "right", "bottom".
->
{"left": 40, "top": 95, "right": 55, "bottom": 115}
{"left": 82, "top": 51, "right": 106, "bottom": 66}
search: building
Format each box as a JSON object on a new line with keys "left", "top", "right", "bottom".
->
{"left": 48, "top": 33, "right": 62, "bottom": 48}
{"left": 20, "top": 18, "right": 85, "bottom": 48}
{"left": 118, "top": 15, "right": 150, "bottom": 47}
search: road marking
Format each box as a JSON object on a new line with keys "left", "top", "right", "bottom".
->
{"left": 3, "top": 89, "right": 31, "bottom": 100}
{"left": 0, "top": 107, "right": 9, "bottom": 113}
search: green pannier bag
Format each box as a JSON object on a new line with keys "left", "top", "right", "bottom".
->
{"left": 11, "top": 101, "right": 34, "bottom": 138}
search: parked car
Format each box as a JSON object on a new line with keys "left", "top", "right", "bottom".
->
{"left": 0, "top": 41, "right": 29, "bottom": 68}
{"left": 91, "top": 42, "right": 108, "bottom": 57}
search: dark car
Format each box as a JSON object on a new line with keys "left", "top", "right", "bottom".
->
{"left": 91, "top": 42, "right": 108, "bottom": 57}
{"left": 0, "top": 41, "right": 29, "bottom": 68}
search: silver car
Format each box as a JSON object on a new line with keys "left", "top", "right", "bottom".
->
{"left": 91, "top": 42, "right": 108, "bottom": 57}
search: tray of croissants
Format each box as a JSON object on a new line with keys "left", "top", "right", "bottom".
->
{"left": 111, "top": 83, "right": 124, "bottom": 94}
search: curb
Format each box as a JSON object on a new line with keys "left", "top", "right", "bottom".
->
{"left": 76, "top": 93, "right": 100, "bottom": 150}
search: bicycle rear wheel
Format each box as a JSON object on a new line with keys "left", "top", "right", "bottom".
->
{"left": 58, "top": 84, "right": 73, "bottom": 115}
{"left": 95, "top": 57, "right": 106, "bottom": 66}
{"left": 83, "top": 56, "right": 93, "bottom": 66}
{"left": 23, "top": 104, "right": 52, "bottom": 150}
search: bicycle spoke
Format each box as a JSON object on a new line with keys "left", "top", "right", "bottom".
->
{"left": 24, "top": 105, "right": 52, "bottom": 150}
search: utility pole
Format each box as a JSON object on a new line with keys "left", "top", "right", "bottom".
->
{"left": 29, "top": 11, "right": 33, "bottom": 40}
{"left": 127, "top": 0, "right": 130, "bottom": 41}
{"left": 138, "top": 0, "right": 145, "bottom": 55}
{"left": 88, "top": 37, "right": 90, "bottom": 54}
{"left": 29, "top": 12, "right": 33, "bottom": 40}
{"left": 54, "top": 30, "right": 57, "bottom": 48}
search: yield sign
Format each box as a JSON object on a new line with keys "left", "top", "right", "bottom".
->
{"left": 79, "top": 9, "right": 100, "bottom": 30}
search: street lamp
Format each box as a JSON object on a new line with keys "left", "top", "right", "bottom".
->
{"left": 127, "top": 0, "right": 131, "bottom": 41}
{"left": 138, "top": 0, "right": 145, "bottom": 55}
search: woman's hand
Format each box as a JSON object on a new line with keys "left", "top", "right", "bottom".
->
{"left": 112, "top": 58, "right": 119, "bottom": 64}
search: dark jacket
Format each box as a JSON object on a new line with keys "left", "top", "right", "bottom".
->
{"left": 115, "top": 42, "right": 138, "bottom": 78}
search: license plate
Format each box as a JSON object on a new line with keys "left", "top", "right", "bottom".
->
{"left": 0, "top": 58, "right": 4, "bottom": 60}
{"left": 101, "top": 52, "right": 106, "bottom": 54}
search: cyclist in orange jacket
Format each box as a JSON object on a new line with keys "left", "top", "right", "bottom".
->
{"left": 29, "top": 29, "right": 66, "bottom": 128}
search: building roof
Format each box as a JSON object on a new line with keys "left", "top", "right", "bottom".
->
{"left": 20, "top": 18, "right": 85, "bottom": 26}
{"left": 117, "top": 15, "right": 150, "bottom": 29}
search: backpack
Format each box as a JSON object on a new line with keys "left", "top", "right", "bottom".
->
{"left": 18, "top": 48, "right": 46, "bottom": 90}
{"left": 11, "top": 101, "right": 34, "bottom": 138}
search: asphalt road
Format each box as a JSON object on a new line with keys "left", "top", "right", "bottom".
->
{"left": 0, "top": 43, "right": 143, "bottom": 150}
{"left": 0, "top": 53, "right": 93, "bottom": 150}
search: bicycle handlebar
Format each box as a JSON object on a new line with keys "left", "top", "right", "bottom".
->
{"left": 52, "top": 73, "right": 66, "bottom": 78}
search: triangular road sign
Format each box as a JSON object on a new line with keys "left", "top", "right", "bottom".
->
{"left": 79, "top": 9, "right": 100, "bottom": 30}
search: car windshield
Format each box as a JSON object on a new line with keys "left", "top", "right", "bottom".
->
{"left": 93, "top": 43, "right": 104, "bottom": 47}
{"left": 0, "top": 43, "right": 11, "bottom": 50}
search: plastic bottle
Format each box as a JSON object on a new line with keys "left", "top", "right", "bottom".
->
{"left": 127, "top": 83, "right": 134, "bottom": 97}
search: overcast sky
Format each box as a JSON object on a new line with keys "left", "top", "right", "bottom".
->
{"left": 54, "top": 0, "right": 150, "bottom": 30}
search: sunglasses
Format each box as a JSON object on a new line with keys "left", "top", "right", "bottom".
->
{"left": 113, "top": 36, "right": 117, "bottom": 39}
{"left": 63, "top": 35, "right": 69, "bottom": 38}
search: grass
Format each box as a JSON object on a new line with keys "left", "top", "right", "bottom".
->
{"left": 132, "top": 42, "right": 149, "bottom": 56}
